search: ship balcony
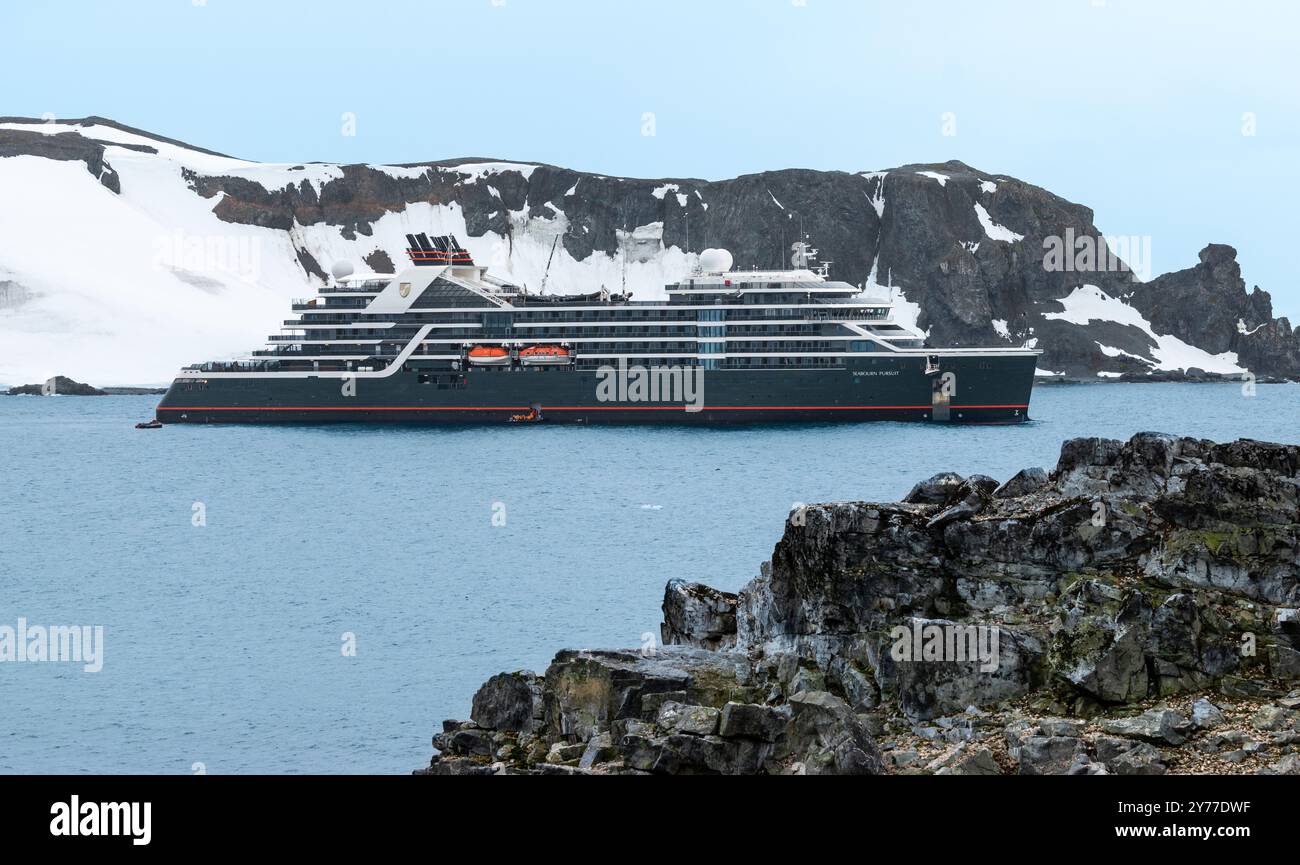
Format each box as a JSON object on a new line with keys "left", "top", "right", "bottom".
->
{"left": 185, "top": 357, "right": 394, "bottom": 374}
{"left": 319, "top": 282, "right": 388, "bottom": 294}
{"left": 283, "top": 316, "right": 376, "bottom": 325}
{"left": 252, "top": 348, "right": 381, "bottom": 358}
{"left": 291, "top": 298, "right": 372, "bottom": 311}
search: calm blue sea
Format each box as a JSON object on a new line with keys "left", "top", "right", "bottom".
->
{"left": 1, "top": 382, "right": 1298, "bottom": 774}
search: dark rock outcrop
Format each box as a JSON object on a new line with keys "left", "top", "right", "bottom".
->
{"left": 661, "top": 579, "right": 737, "bottom": 651}
{"left": 0, "top": 124, "right": 132, "bottom": 193}
{"left": 7, "top": 375, "right": 105, "bottom": 395}
{"left": 470, "top": 672, "right": 543, "bottom": 734}
{"left": 1129, "top": 244, "right": 1300, "bottom": 379}
{"left": 421, "top": 433, "right": 1300, "bottom": 775}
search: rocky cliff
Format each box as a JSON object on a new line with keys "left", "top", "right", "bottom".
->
{"left": 1, "top": 116, "right": 1297, "bottom": 385}
{"left": 421, "top": 434, "right": 1300, "bottom": 775}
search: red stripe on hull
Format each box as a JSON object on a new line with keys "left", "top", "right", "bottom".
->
{"left": 157, "top": 404, "right": 1029, "bottom": 412}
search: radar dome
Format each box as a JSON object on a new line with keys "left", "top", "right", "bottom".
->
{"left": 330, "top": 260, "right": 355, "bottom": 282}
{"left": 698, "top": 248, "right": 734, "bottom": 274}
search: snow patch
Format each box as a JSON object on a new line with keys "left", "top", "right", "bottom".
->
{"left": 369, "top": 164, "right": 431, "bottom": 180}
{"left": 444, "top": 161, "right": 539, "bottom": 182}
{"left": 651, "top": 183, "right": 679, "bottom": 200}
{"left": 979, "top": 180, "right": 998, "bottom": 194}
{"left": 1097, "top": 343, "right": 1149, "bottom": 363}
{"left": 0, "top": 154, "right": 298, "bottom": 385}
{"left": 1046, "top": 285, "right": 1248, "bottom": 375}
{"left": 915, "top": 170, "right": 948, "bottom": 187}
{"left": 973, "top": 203, "right": 1024, "bottom": 243}
{"left": 862, "top": 257, "right": 925, "bottom": 336}
{"left": 864, "top": 172, "right": 887, "bottom": 218}
{"left": 615, "top": 221, "right": 665, "bottom": 260}
{"left": 891, "top": 289, "right": 924, "bottom": 335}
{"left": 992, "top": 319, "right": 1010, "bottom": 339}
{"left": 1236, "top": 317, "right": 1267, "bottom": 336}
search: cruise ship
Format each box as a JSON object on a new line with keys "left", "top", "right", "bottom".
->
{"left": 156, "top": 234, "right": 1039, "bottom": 424}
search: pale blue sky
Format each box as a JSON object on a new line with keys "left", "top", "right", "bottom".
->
{"left": 5, "top": 0, "right": 1297, "bottom": 314}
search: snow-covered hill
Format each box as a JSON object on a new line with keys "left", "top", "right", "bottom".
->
{"left": 0, "top": 117, "right": 1295, "bottom": 386}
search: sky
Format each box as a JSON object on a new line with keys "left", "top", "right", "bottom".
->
{"left": 4, "top": 0, "right": 1297, "bottom": 314}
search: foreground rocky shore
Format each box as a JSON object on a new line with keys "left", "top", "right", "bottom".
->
{"left": 420, "top": 433, "right": 1300, "bottom": 775}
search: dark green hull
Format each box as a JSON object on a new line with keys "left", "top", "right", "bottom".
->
{"left": 157, "top": 354, "right": 1037, "bottom": 425}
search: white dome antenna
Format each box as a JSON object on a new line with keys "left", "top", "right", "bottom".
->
{"left": 698, "top": 248, "right": 734, "bottom": 274}
{"left": 330, "top": 260, "right": 355, "bottom": 283}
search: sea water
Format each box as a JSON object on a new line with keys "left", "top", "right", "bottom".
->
{"left": 1, "top": 382, "right": 1297, "bottom": 773}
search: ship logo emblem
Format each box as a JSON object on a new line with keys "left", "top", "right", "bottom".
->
{"left": 399, "top": 282, "right": 411, "bottom": 298}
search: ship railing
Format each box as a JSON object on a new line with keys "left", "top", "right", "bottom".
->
{"left": 292, "top": 299, "right": 370, "bottom": 311}
{"left": 322, "top": 286, "right": 387, "bottom": 296}
{"left": 802, "top": 310, "right": 889, "bottom": 322}
{"left": 440, "top": 272, "right": 513, "bottom": 309}
{"left": 184, "top": 358, "right": 388, "bottom": 374}
{"left": 715, "top": 360, "right": 845, "bottom": 370}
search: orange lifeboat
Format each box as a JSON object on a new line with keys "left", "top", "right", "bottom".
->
{"left": 518, "top": 345, "right": 572, "bottom": 366}
{"left": 467, "top": 346, "right": 511, "bottom": 366}
{"left": 510, "top": 406, "right": 544, "bottom": 423}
